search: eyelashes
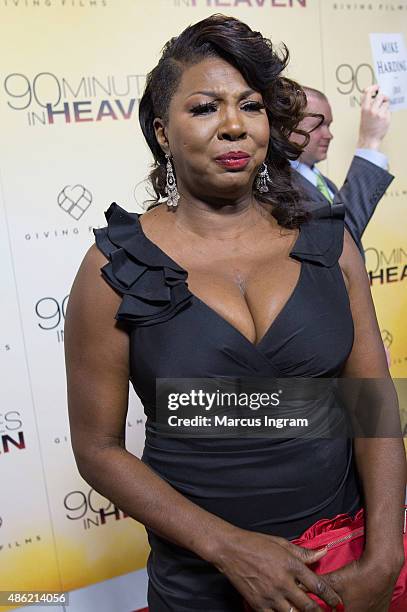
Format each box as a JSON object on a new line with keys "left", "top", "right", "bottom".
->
{"left": 190, "top": 101, "right": 265, "bottom": 116}
{"left": 190, "top": 102, "right": 217, "bottom": 115}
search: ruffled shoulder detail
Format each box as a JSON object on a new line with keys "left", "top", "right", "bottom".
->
{"left": 93, "top": 202, "right": 192, "bottom": 327}
{"left": 290, "top": 199, "right": 345, "bottom": 267}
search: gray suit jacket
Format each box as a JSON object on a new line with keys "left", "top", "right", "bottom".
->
{"left": 292, "top": 156, "right": 394, "bottom": 256}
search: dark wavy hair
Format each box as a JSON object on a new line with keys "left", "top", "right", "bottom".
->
{"left": 139, "top": 14, "right": 316, "bottom": 228}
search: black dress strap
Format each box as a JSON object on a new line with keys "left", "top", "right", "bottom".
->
{"left": 290, "top": 198, "right": 345, "bottom": 268}
{"left": 93, "top": 203, "right": 192, "bottom": 327}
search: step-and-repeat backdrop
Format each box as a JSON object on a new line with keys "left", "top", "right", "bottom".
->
{"left": 1, "top": 1, "right": 406, "bottom": 611}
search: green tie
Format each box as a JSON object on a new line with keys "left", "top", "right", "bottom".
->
{"left": 316, "top": 172, "right": 333, "bottom": 204}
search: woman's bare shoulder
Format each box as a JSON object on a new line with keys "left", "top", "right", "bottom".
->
{"left": 339, "top": 227, "right": 367, "bottom": 287}
{"left": 138, "top": 203, "right": 175, "bottom": 232}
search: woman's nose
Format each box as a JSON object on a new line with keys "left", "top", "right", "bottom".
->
{"left": 218, "top": 109, "right": 247, "bottom": 141}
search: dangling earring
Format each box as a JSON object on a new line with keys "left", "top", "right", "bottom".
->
{"left": 165, "top": 153, "right": 180, "bottom": 208}
{"left": 255, "top": 162, "right": 272, "bottom": 193}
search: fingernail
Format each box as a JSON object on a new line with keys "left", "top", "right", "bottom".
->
{"left": 336, "top": 604, "right": 345, "bottom": 611}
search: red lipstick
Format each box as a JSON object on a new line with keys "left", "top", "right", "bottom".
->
{"left": 215, "top": 150, "right": 251, "bottom": 169}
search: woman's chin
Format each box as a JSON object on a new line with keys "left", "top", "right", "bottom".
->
{"left": 210, "top": 180, "right": 253, "bottom": 199}
{"left": 214, "top": 171, "right": 254, "bottom": 190}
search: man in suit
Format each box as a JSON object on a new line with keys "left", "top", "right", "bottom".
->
{"left": 290, "top": 84, "right": 394, "bottom": 256}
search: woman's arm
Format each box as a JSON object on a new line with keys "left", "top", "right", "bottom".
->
{"left": 65, "top": 245, "right": 233, "bottom": 560}
{"left": 65, "top": 245, "right": 342, "bottom": 612}
{"left": 326, "top": 229, "right": 406, "bottom": 610}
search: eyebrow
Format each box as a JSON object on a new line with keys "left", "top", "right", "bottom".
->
{"left": 187, "top": 88, "right": 257, "bottom": 100}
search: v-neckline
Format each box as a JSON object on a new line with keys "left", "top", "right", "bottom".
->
{"left": 134, "top": 212, "right": 304, "bottom": 351}
{"left": 192, "top": 265, "right": 304, "bottom": 350}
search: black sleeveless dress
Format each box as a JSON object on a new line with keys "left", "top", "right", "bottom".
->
{"left": 94, "top": 202, "right": 362, "bottom": 612}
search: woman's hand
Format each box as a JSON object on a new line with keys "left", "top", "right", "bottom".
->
{"left": 212, "top": 528, "right": 343, "bottom": 611}
{"left": 323, "top": 554, "right": 404, "bottom": 611}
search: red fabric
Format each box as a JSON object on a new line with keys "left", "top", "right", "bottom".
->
{"left": 136, "top": 509, "right": 407, "bottom": 611}
{"left": 244, "top": 507, "right": 407, "bottom": 611}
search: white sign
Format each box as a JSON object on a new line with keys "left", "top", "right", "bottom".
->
{"left": 369, "top": 33, "right": 407, "bottom": 111}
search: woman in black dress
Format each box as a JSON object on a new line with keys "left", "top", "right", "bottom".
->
{"left": 65, "top": 15, "right": 405, "bottom": 612}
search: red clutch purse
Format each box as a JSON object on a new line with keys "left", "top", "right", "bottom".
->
{"left": 244, "top": 507, "right": 407, "bottom": 611}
